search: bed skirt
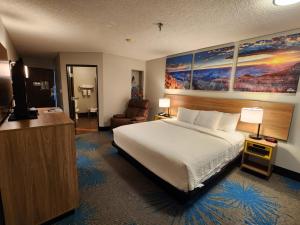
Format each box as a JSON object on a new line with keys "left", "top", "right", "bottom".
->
{"left": 112, "top": 141, "right": 242, "bottom": 203}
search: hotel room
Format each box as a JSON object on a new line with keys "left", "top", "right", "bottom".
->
{"left": 0, "top": 0, "right": 300, "bottom": 224}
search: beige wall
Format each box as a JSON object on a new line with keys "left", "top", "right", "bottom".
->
{"left": 23, "top": 56, "right": 55, "bottom": 69}
{"left": 0, "top": 18, "right": 17, "bottom": 60}
{"left": 145, "top": 56, "right": 300, "bottom": 173}
{"left": 145, "top": 57, "right": 165, "bottom": 118}
{"left": 102, "top": 53, "right": 145, "bottom": 126}
{"left": 73, "top": 67, "right": 97, "bottom": 113}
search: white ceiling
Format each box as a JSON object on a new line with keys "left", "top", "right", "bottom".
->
{"left": 1, "top": 0, "right": 300, "bottom": 61}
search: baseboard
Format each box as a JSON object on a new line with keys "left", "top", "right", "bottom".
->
{"left": 41, "top": 209, "right": 75, "bottom": 225}
{"left": 98, "top": 126, "right": 111, "bottom": 131}
{"left": 78, "top": 112, "right": 89, "bottom": 117}
{"left": 274, "top": 165, "right": 300, "bottom": 182}
{"left": 78, "top": 112, "right": 97, "bottom": 118}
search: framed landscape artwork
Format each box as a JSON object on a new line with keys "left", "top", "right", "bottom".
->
{"left": 165, "top": 54, "right": 193, "bottom": 89}
{"left": 234, "top": 32, "right": 300, "bottom": 93}
{"left": 192, "top": 46, "right": 234, "bottom": 91}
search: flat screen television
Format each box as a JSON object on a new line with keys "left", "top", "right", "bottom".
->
{"left": 0, "top": 60, "right": 13, "bottom": 124}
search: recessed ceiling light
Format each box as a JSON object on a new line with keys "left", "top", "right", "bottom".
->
{"left": 273, "top": 0, "right": 300, "bottom": 6}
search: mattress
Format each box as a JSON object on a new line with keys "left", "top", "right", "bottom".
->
{"left": 113, "top": 119, "right": 245, "bottom": 192}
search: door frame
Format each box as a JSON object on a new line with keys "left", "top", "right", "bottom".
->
{"left": 66, "top": 64, "right": 99, "bottom": 129}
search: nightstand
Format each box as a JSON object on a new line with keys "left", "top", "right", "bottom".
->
{"left": 154, "top": 114, "right": 171, "bottom": 120}
{"left": 241, "top": 137, "right": 277, "bottom": 177}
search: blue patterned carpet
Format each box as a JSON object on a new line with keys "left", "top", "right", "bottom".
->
{"left": 53, "top": 131, "right": 300, "bottom": 225}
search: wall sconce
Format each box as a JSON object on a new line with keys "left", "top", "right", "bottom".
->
{"left": 24, "top": 65, "right": 29, "bottom": 78}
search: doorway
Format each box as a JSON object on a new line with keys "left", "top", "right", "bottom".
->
{"left": 131, "top": 70, "right": 144, "bottom": 99}
{"left": 66, "top": 65, "right": 99, "bottom": 134}
{"left": 26, "top": 67, "right": 56, "bottom": 107}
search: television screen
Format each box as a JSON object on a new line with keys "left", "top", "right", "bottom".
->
{"left": 0, "top": 61, "right": 13, "bottom": 124}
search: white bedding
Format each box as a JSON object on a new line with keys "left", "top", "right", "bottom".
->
{"left": 113, "top": 119, "right": 245, "bottom": 192}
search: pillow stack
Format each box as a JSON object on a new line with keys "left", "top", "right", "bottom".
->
{"left": 176, "top": 107, "right": 240, "bottom": 132}
{"left": 177, "top": 107, "right": 199, "bottom": 124}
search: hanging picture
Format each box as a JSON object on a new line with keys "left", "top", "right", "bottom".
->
{"left": 165, "top": 54, "right": 193, "bottom": 89}
{"left": 234, "top": 32, "right": 300, "bottom": 93}
{"left": 192, "top": 46, "right": 234, "bottom": 91}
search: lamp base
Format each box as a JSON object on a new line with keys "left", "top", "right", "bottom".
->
{"left": 249, "top": 134, "right": 263, "bottom": 140}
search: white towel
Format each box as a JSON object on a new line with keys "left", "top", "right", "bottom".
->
{"left": 87, "top": 90, "right": 91, "bottom": 96}
{"left": 82, "top": 89, "right": 87, "bottom": 96}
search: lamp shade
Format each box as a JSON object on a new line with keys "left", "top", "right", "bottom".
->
{"left": 273, "top": 0, "right": 300, "bottom": 6}
{"left": 241, "top": 107, "right": 263, "bottom": 124}
{"left": 159, "top": 98, "right": 170, "bottom": 108}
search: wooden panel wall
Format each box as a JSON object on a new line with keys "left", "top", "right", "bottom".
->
{"left": 165, "top": 94, "right": 294, "bottom": 141}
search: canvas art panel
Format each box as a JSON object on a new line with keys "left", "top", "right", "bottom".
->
{"left": 165, "top": 54, "right": 193, "bottom": 89}
{"left": 234, "top": 32, "right": 300, "bottom": 93}
{"left": 192, "top": 46, "right": 234, "bottom": 91}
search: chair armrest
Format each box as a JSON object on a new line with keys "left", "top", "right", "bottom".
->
{"left": 113, "top": 114, "right": 126, "bottom": 118}
{"left": 131, "top": 116, "right": 146, "bottom": 121}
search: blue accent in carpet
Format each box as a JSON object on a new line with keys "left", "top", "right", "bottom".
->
{"left": 283, "top": 177, "right": 300, "bottom": 191}
{"left": 184, "top": 192, "right": 231, "bottom": 225}
{"left": 143, "top": 190, "right": 231, "bottom": 225}
{"left": 78, "top": 166, "right": 105, "bottom": 188}
{"left": 76, "top": 137, "right": 100, "bottom": 151}
{"left": 216, "top": 181, "right": 279, "bottom": 225}
{"left": 106, "top": 146, "right": 119, "bottom": 156}
{"left": 77, "top": 155, "right": 105, "bottom": 188}
{"left": 54, "top": 203, "right": 95, "bottom": 225}
{"left": 144, "top": 180, "right": 280, "bottom": 225}
{"left": 103, "top": 130, "right": 113, "bottom": 140}
{"left": 77, "top": 155, "right": 94, "bottom": 168}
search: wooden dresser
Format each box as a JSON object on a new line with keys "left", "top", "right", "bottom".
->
{"left": 0, "top": 108, "right": 79, "bottom": 225}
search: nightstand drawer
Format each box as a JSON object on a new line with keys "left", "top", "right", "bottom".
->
{"left": 245, "top": 142, "right": 272, "bottom": 159}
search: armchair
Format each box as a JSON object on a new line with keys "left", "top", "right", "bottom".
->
{"left": 111, "top": 99, "right": 150, "bottom": 128}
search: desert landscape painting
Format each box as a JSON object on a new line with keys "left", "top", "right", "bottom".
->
{"left": 234, "top": 32, "right": 300, "bottom": 93}
{"left": 192, "top": 46, "right": 234, "bottom": 91}
{"left": 165, "top": 54, "right": 193, "bottom": 89}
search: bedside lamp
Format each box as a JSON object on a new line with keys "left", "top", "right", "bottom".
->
{"left": 159, "top": 98, "right": 170, "bottom": 117}
{"left": 241, "top": 107, "right": 264, "bottom": 140}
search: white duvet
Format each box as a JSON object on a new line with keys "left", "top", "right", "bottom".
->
{"left": 113, "top": 119, "right": 245, "bottom": 192}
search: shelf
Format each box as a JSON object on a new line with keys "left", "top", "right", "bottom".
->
{"left": 241, "top": 161, "right": 269, "bottom": 176}
{"left": 244, "top": 150, "right": 271, "bottom": 160}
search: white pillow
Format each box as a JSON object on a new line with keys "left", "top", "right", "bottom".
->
{"left": 217, "top": 113, "right": 240, "bottom": 132}
{"left": 194, "top": 110, "right": 222, "bottom": 130}
{"left": 177, "top": 107, "right": 199, "bottom": 124}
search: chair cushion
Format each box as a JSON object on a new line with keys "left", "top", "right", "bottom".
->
{"left": 128, "top": 99, "right": 149, "bottom": 109}
{"left": 113, "top": 114, "right": 126, "bottom": 118}
{"left": 126, "top": 107, "right": 140, "bottom": 118}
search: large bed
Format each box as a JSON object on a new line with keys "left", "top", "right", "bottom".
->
{"left": 113, "top": 118, "right": 245, "bottom": 192}
{"left": 113, "top": 94, "right": 294, "bottom": 193}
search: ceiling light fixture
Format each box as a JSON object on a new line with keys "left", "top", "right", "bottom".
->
{"left": 273, "top": 0, "right": 300, "bottom": 6}
{"left": 125, "top": 38, "right": 132, "bottom": 42}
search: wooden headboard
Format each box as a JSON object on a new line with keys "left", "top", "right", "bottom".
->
{"left": 165, "top": 94, "right": 294, "bottom": 141}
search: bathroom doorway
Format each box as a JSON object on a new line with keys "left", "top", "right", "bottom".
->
{"left": 66, "top": 65, "right": 99, "bottom": 134}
